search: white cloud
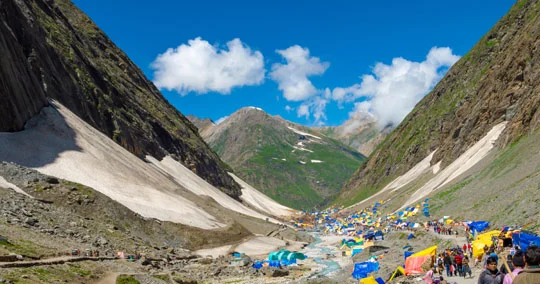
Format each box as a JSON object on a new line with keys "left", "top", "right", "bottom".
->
{"left": 151, "top": 37, "right": 265, "bottom": 95}
{"left": 332, "top": 47, "right": 460, "bottom": 127}
{"left": 285, "top": 105, "right": 293, "bottom": 112}
{"left": 270, "top": 45, "right": 329, "bottom": 101}
{"left": 215, "top": 116, "right": 229, "bottom": 125}
{"left": 297, "top": 104, "right": 310, "bottom": 118}
{"left": 297, "top": 96, "right": 329, "bottom": 125}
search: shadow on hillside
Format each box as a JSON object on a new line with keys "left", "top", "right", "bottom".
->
{"left": 0, "top": 102, "right": 81, "bottom": 168}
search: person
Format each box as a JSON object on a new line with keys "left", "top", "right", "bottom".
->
{"left": 455, "top": 252, "right": 463, "bottom": 276}
{"left": 478, "top": 256, "right": 504, "bottom": 284}
{"left": 464, "top": 244, "right": 468, "bottom": 253}
{"left": 513, "top": 245, "right": 540, "bottom": 284}
{"left": 463, "top": 255, "right": 472, "bottom": 278}
{"left": 444, "top": 253, "right": 452, "bottom": 277}
{"left": 500, "top": 254, "right": 514, "bottom": 275}
{"left": 439, "top": 276, "right": 448, "bottom": 284}
{"left": 503, "top": 250, "right": 524, "bottom": 284}
{"left": 423, "top": 267, "right": 436, "bottom": 284}
{"left": 437, "top": 254, "right": 445, "bottom": 275}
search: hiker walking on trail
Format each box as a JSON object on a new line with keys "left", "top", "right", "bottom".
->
{"left": 478, "top": 256, "right": 504, "bottom": 284}
{"left": 503, "top": 250, "right": 524, "bottom": 284}
{"left": 513, "top": 245, "right": 540, "bottom": 284}
{"left": 444, "top": 253, "right": 452, "bottom": 277}
{"left": 455, "top": 251, "right": 463, "bottom": 276}
{"left": 463, "top": 255, "right": 473, "bottom": 278}
{"left": 437, "top": 254, "right": 445, "bottom": 275}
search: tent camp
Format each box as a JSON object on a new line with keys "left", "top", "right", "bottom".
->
{"left": 404, "top": 246, "right": 437, "bottom": 275}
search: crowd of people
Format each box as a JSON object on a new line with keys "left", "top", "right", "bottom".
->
{"left": 424, "top": 242, "right": 540, "bottom": 284}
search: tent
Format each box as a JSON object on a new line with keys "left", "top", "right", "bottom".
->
{"left": 404, "top": 246, "right": 437, "bottom": 275}
{"left": 389, "top": 266, "right": 405, "bottom": 281}
{"left": 268, "top": 250, "right": 306, "bottom": 262}
{"left": 352, "top": 261, "right": 380, "bottom": 279}
{"left": 360, "top": 276, "right": 378, "bottom": 284}
{"left": 469, "top": 221, "right": 490, "bottom": 233}
{"left": 360, "top": 276, "right": 384, "bottom": 284}
{"left": 513, "top": 232, "right": 540, "bottom": 251}
{"left": 472, "top": 230, "right": 501, "bottom": 257}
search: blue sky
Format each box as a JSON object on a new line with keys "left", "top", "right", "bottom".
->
{"left": 73, "top": 0, "right": 514, "bottom": 127}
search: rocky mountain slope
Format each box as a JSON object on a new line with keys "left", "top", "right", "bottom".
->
{"left": 337, "top": 0, "right": 540, "bottom": 226}
{"left": 190, "top": 107, "right": 366, "bottom": 209}
{"left": 314, "top": 113, "right": 393, "bottom": 156}
{"left": 0, "top": 0, "right": 307, "bottom": 267}
{"left": 0, "top": 0, "right": 240, "bottom": 198}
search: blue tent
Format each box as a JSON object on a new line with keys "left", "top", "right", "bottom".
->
{"left": 404, "top": 251, "right": 415, "bottom": 260}
{"left": 513, "top": 232, "right": 540, "bottom": 251}
{"left": 352, "top": 261, "right": 380, "bottom": 279}
{"left": 469, "top": 221, "right": 490, "bottom": 233}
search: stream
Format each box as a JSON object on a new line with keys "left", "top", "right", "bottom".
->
{"left": 303, "top": 232, "right": 344, "bottom": 278}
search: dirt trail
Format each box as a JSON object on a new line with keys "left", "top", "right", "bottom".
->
{"left": 0, "top": 256, "right": 115, "bottom": 268}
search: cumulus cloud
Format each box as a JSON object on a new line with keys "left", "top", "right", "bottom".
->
{"left": 151, "top": 37, "right": 265, "bottom": 95}
{"left": 297, "top": 96, "right": 329, "bottom": 125}
{"left": 285, "top": 105, "right": 293, "bottom": 112}
{"left": 332, "top": 47, "right": 460, "bottom": 127}
{"left": 270, "top": 45, "right": 329, "bottom": 101}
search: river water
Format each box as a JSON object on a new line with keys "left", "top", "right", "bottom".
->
{"left": 303, "top": 232, "right": 345, "bottom": 278}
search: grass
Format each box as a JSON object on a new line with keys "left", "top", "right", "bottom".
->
{"left": 217, "top": 122, "right": 364, "bottom": 209}
{"left": 117, "top": 275, "right": 140, "bottom": 284}
{"left": 152, "top": 274, "right": 169, "bottom": 281}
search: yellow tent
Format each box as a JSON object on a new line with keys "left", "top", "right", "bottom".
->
{"left": 412, "top": 245, "right": 437, "bottom": 257}
{"left": 472, "top": 230, "right": 501, "bottom": 257}
{"left": 476, "top": 230, "right": 501, "bottom": 243}
{"left": 389, "top": 266, "right": 406, "bottom": 281}
{"left": 360, "top": 276, "right": 378, "bottom": 284}
{"left": 445, "top": 219, "right": 454, "bottom": 225}
{"left": 472, "top": 240, "right": 488, "bottom": 258}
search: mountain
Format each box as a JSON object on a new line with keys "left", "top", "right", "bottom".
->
{"left": 0, "top": 0, "right": 241, "bottom": 198}
{"left": 190, "top": 107, "right": 366, "bottom": 209}
{"left": 314, "top": 112, "right": 393, "bottom": 156}
{"left": 186, "top": 115, "right": 216, "bottom": 137}
{"left": 337, "top": 0, "right": 540, "bottom": 228}
{"left": 0, "top": 0, "right": 304, "bottom": 260}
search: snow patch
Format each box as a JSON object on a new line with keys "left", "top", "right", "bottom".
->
{"left": 299, "top": 161, "right": 306, "bottom": 165}
{"left": 432, "top": 161, "right": 441, "bottom": 174}
{"left": 388, "top": 150, "right": 437, "bottom": 192}
{"left": 292, "top": 146, "right": 314, "bottom": 153}
{"left": 247, "top": 106, "right": 264, "bottom": 111}
{"left": 229, "top": 173, "right": 295, "bottom": 217}
{"left": 403, "top": 122, "right": 507, "bottom": 207}
{"left": 311, "top": 160, "right": 323, "bottom": 163}
{"left": 146, "top": 156, "right": 282, "bottom": 224}
{"left": 0, "top": 176, "right": 33, "bottom": 198}
{"left": 287, "top": 126, "right": 322, "bottom": 140}
{"left": 281, "top": 158, "right": 287, "bottom": 161}
{"left": 0, "top": 101, "right": 225, "bottom": 229}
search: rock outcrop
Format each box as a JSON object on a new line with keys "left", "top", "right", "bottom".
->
{"left": 0, "top": 0, "right": 240, "bottom": 198}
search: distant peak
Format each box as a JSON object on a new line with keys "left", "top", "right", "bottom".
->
{"left": 245, "top": 106, "right": 264, "bottom": 112}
